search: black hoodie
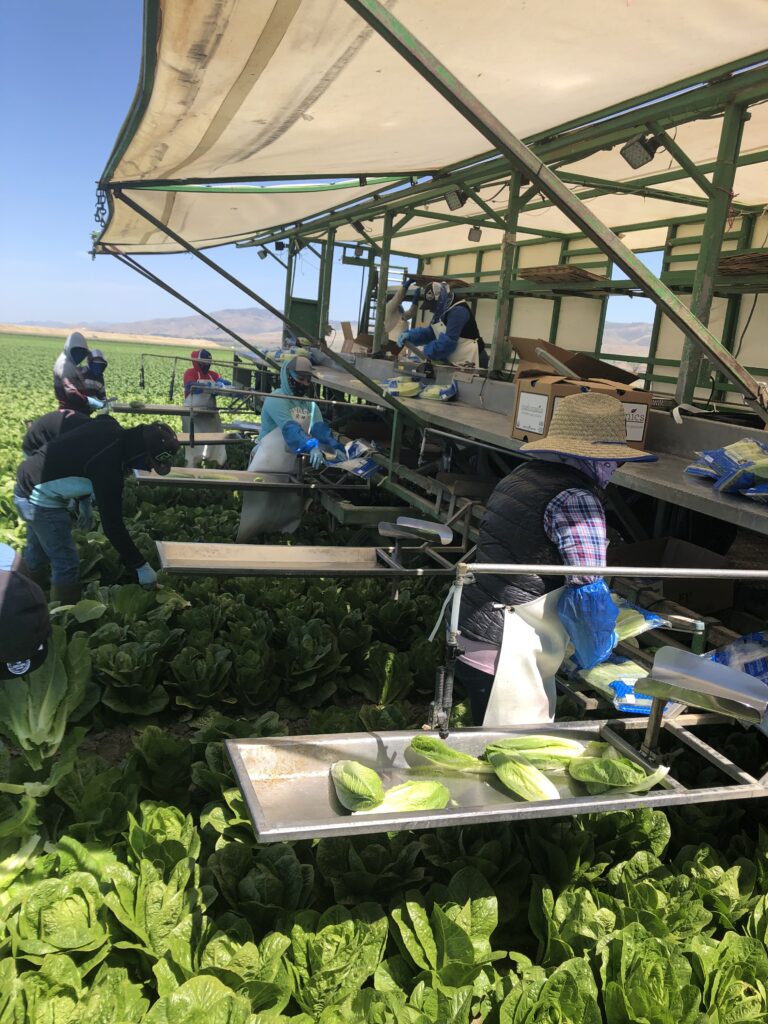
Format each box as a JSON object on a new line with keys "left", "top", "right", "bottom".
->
{"left": 16, "top": 416, "right": 151, "bottom": 569}
{"left": 22, "top": 410, "right": 90, "bottom": 457}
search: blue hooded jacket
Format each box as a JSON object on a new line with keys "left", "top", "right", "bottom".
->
{"left": 259, "top": 359, "right": 323, "bottom": 452}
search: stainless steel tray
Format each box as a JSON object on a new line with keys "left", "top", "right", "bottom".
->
{"left": 227, "top": 721, "right": 765, "bottom": 842}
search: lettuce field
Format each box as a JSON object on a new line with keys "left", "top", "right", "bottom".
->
{"left": 3, "top": 331, "right": 768, "bottom": 1021}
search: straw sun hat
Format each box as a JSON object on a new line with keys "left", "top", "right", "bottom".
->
{"left": 520, "top": 391, "right": 656, "bottom": 462}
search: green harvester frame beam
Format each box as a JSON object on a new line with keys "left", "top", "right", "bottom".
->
{"left": 342, "top": 0, "right": 768, "bottom": 420}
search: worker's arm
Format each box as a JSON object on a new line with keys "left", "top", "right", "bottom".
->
{"left": 544, "top": 488, "right": 618, "bottom": 669}
{"left": 60, "top": 375, "right": 91, "bottom": 415}
{"left": 421, "top": 305, "right": 471, "bottom": 361}
{"left": 91, "top": 466, "right": 145, "bottom": 570}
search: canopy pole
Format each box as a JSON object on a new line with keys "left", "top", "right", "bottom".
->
{"left": 675, "top": 103, "right": 748, "bottom": 405}
{"left": 372, "top": 211, "right": 394, "bottom": 355}
{"left": 489, "top": 172, "right": 522, "bottom": 374}
{"left": 108, "top": 250, "right": 281, "bottom": 370}
{"left": 109, "top": 188, "right": 425, "bottom": 426}
{"left": 343, "top": 0, "right": 768, "bottom": 418}
{"left": 318, "top": 229, "right": 336, "bottom": 342}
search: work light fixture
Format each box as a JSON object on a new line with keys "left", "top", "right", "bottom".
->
{"left": 258, "top": 248, "right": 268, "bottom": 260}
{"left": 354, "top": 244, "right": 364, "bottom": 258}
{"left": 445, "top": 188, "right": 467, "bottom": 212}
{"left": 619, "top": 134, "right": 660, "bottom": 170}
{"left": 351, "top": 220, "right": 367, "bottom": 237}
{"left": 274, "top": 240, "right": 287, "bottom": 251}
{"left": 468, "top": 226, "right": 482, "bottom": 242}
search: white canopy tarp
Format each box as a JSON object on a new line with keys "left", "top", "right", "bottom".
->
{"left": 98, "top": 0, "right": 768, "bottom": 255}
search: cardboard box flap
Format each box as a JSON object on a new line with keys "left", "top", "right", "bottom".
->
{"left": 511, "top": 337, "right": 638, "bottom": 386}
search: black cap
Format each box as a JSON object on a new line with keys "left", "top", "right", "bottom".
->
{"left": 0, "top": 570, "right": 50, "bottom": 680}
{"left": 142, "top": 421, "right": 180, "bottom": 476}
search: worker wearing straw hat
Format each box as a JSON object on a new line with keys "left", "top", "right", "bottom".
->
{"left": 456, "top": 391, "right": 656, "bottom": 726}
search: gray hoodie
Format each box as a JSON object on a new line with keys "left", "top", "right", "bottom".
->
{"left": 53, "top": 332, "right": 91, "bottom": 414}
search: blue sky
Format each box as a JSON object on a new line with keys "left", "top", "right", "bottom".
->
{"left": 0, "top": 2, "right": 656, "bottom": 328}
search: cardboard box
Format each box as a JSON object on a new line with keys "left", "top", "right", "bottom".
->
{"left": 608, "top": 538, "right": 733, "bottom": 615}
{"left": 511, "top": 337, "right": 639, "bottom": 386}
{"left": 511, "top": 375, "right": 652, "bottom": 448}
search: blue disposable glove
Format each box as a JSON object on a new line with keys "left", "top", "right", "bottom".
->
{"left": 397, "top": 331, "right": 411, "bottom": 349}
{"left": 75, "top": 497, "right": 92, "bottom": 532}
{"left": 558, "top": 580, "right": 618, "bottom": 670}
{"left": 310, "top": 422, "right": 345, "bottom": 456}
{"left": 215, "top": 378, "right": 232, "bottom": 387}
{"left": 136, "top": 562, "right": 158, "bottom": 588}
{"left": 309, "top": 446, "right": 325, "bottom": 470}
{"left": 87, "top": 397, "right": 104, "bottom": 410}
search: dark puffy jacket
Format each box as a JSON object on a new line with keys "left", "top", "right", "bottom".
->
{"left": 459, "top": 462, "right": 601, "bottom": 645}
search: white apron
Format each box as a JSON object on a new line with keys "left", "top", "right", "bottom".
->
{"left": 236, "top": 428, "right": 304, "bottom": 541}
{"left": 482, "top": 588, "right": 569, "bottom": 726}
{"left": 182, "top": 392, "right": 226, "bottom": 467}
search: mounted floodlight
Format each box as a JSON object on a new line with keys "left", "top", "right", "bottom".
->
{"left": 274, "top": 241, "right": 287, "bottom": 251}
{"left": 445, "top": 189, "right": 467, "bottom": 212}
{"left": 619, "top": 134, "right": 660, "bottom": 170}
{"left": 354, "top": 244, "right": 364, "bottom": 258}
{"left": 468, "top": 226, "right": 482, "bottom": 243}
{"left": 351, "top": 220, "right": 367, "bottom": 237}
{"left": 258, "top": 249, "right": 269, "bottom": 260}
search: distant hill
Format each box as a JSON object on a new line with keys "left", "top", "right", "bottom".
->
{"left": 18, "top": 307, "right": 653, "bottom": 355}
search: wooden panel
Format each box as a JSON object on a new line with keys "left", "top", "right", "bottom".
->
{"left": 157, "top": 541, "right": 380, "bottom": 574}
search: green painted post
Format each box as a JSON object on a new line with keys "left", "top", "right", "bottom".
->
{"left": 675, "top": 104, "right": 748, "bottom": 404}
{"left": 489, "top": 171, "right": 522, "bottom": 373}
{"left": 282, "top": 243, "right": 295, "bottom": 347}
{"left": 372, "top": 211, "right": 394, "bottom": 354}
{"left": 318, "top": 228, "right": 336, "bottom": 342}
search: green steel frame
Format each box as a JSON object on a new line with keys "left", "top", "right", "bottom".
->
{"left": 339, "top": 0, "right": 768, "bottom": 418}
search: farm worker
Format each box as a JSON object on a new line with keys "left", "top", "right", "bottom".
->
{"left": 182, "top": 350, "right": 229, "bottom": 467}
{"left": 13, "top": 417, "right": 179, "bottom": 603}
{"left": 22, "top": 409, "right": 90, "bottom": 457}
{"left": 257, "top": 355, "right": 344, "bottom": 469}
{"left": 396, "top": 281, "right": 488, "bottom": 368}
{"left": 83, "top": 348, "right": 109, "bottom": 403}
{"left": 183, "top": 349, "right": 227, "bottom": 398}
{"left": 236, "top": 356, "right": 344, "bottom": 540}
{"left": 53, "top": 331, "right": 101, "bottom": 414}
{"left": 455, "top": 392, "right": 656, "bottom": 726}
{"left": 0, "top": 546, "right": 51, "bottom": 680}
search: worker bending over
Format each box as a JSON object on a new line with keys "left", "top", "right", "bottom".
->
{"left": 53, "top": 331, "right": 102, "bottom": 414}
{"left": 456, "top": 392, "right": 655, "bottom": 725}
{"left": 14, "top": 417, "right": 179, "bottom": 602}
{"left": 397, "top": 281, "right": 488, "bottom": 368}
{"left": 237, "top": 356, "right": 344, "bottom": 539}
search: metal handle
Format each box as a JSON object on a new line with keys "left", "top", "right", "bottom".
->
{"left": 456, "top": 562, "right": 768, "bottom": 581}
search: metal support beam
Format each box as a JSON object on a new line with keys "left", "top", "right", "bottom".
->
{"left": 111, "top": 188, "right": 425, "bottom": 427}
{"left": 372, "top": 211, "right": 393, "bottom": 354}
{"left": 282, "top": 243, "right": 295, "bottom": 346}
{"left": 647, "top": 122, "right": 716, "bottom": 198}
{"left": 318, "top": 229, "right": 336, "bottom": 341}
{"left": 107, "top": 249, "right": 281, "bottom": 370}
{"left": 675, "top": 103, "right": 748, "bottom": 405}
{"left": 343, "top": 0, "right": 768, "bottom": 419}
{"left": 489, "top": 171, "right": 522, "bottom": 374}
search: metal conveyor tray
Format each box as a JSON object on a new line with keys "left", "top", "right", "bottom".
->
{"left": 226, "top": 721, "right": 767, "bottom": 842}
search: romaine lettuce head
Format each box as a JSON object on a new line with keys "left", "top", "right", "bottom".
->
{"left": 331, "top": 761, "right": 385, "bottom": 812}
{"left": 568, "top": 755, "right": 669, "bottom": 795}
{"left": 485, "top": 736, "right": 585, "bottom": 771}
{"left": 357, "top": 779, "right": 450, "bottom": 814}
{"left": 488, "top": 751, "right": 561, "bottom": 802}
{"left": 409, "top": 735, "right": 494, "bottom": 773}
